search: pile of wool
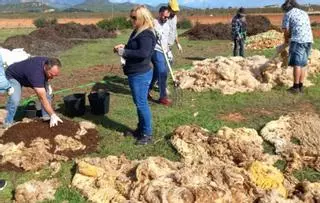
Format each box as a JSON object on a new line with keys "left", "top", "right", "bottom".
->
{"left": 14, "top": 179, "right": 60, "bottom": 203}
{"left": 172, "top": 125, "right": 267, "bottom": 167}
{"left": 246, "top": 30, "right": 283, "bottom": 50}
{"left": 175, "top": 49, "right": 320, "bottom": 94}
{"left": 71, "top": 119, "right": 320, "bottom": 203}
{"left": 72, "top": 156, "right": 259, "bottom": 203}
{"left": 71, "top": 125, "right": 293, "bottom": 203}
{"left": 260, "top": 112, "right": 320, "bottom": 171}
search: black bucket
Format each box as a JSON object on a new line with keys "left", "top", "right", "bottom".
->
{"left": 88, "top": 91, "right": 110, "bottom": 115}
{"left": 63, "top": 93, "right": 86, "bottom": 117}
{"left": 24, "top": 101, "right": 38, "bottom": 118}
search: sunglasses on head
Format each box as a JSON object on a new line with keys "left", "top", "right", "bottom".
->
{"left": 130, "top": 15, "right": 137, "bottom": 20}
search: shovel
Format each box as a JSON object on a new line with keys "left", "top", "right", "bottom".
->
{"left": 156, "top": 31, "right": 183, "bottom": 106}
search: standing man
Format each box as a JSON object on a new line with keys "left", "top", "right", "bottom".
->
{"left": 231, "top": 7, "right": 247, "bottom": 57}
{"left": 4, "top": 57, "right": 63, "bottom": 128}
{"left": 281, "top": 0, "right": 313, "bottom": 93}
{"left": 168, "top": 0, "right": 183, "bottom": 63}
{"left": 149, "top": 6, "right": 172, "bottom": 106}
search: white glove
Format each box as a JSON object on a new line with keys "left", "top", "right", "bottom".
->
{"left": 47, "top": 84, "right": 53, "bottom": 96}
{"left": 117, "top": 48, "right": 125, "bottom": 56}
{"left": 7, "top": 87, "right": 14, "bottom": 96}
{"left": 120, "top": 57, "right": 126, "bottom": 66}
{"left": 167, "top": 50, "right": 174, "bottom": 62}
{"left": 177, "top": 43, "right": 183, "bottom": 52}
{"left": 50, "top": 113, "right": 63, "bottom": 128}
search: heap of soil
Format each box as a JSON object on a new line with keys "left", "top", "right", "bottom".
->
{"left": 246, "top": 15, "right": 272, "bottom": 36}
{"left": 182, "top": 23, "right": 232, "bottom": 40}
{"left": 1, "top": 23, "right": 116, "bottom": 56}
{"left": 182, "top": 15, "right": 275, "bottom": 40}
{"left": 0, "top": 119, "right": 99, "bottom": 171}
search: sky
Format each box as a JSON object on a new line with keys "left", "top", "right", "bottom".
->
{"left": 110, "top": 0, "right": 320, "bottom": 8}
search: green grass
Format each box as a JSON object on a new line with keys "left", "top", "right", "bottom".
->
{"left": 294, "top": 168, "right": 320, "bottom": 183}
{"left": 0, "top": 29, "right": 320, "bottom": 202}
{"left": 0, "top": 28, "right": 34, "bottom": 43}
{"left": 59, "top": 30, "right": 130, "bottom": 73}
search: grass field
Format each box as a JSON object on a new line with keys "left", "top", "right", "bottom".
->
{"left": 0, "top": 29, "right": 320, "bottom": 202}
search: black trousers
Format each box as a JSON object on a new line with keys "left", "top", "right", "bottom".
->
{"left": 233, "top": 39, "right": 245, "bottom": 57}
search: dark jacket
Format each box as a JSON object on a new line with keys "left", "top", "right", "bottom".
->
{"left": 231, "top": 15, "right": 247, "bottom": 40}
{"left": 123, "top": 29, "right": 156, "bottom": 76}
{"left": 6, "top": 57, "right": 48, "bottom": 88}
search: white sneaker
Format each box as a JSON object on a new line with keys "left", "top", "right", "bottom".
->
{"left": 0, "top": 179, "right": 7, "bottom": 191}
{"left": 7, "top": 87, "right": 14, "bottom": 96}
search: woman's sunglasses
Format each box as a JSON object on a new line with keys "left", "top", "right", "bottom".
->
{"left": 130, "top": 15, "right": 137, "bottom": 20}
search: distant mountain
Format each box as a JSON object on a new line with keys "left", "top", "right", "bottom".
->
{"left": 73, "top": 0, "right": 192, "bottom": 12}
{"left": 0, "top": 1, "right": 52, "bottom": 12}
{"left": 0, "top": 0, "right": 194, "bottom": 12}
{"left": 0, "top": 0, "right": 83, "bottom": 8}
{"left": 73, "top": 0, "right": 136, "bottom": 12}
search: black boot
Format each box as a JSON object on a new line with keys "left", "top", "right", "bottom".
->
{"left": 299, "top": 83, "right": 304, "bottom": 93}
{"left": 287, "top": 84, "right": 300, "bottom": 94}
{"left": 135, "top": 135, "right": 153, "bottom": 145}
{"left": 124, "top": 129, "right": 141, "bottom": 138}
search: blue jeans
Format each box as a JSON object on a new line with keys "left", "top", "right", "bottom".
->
{"left": 233, "top": 39, "right": 245, "bottom": 57}
{"left": 150, "top": 50, "right": 168, "bottom": 99}
{"left": 289, "top": 41, "right": 312, "bottom": 67}
{"left": 5, "top": 79, "right": 51, "bottom": 124}
{"left": 0, "top": 55, "right": 11, "bottom": 93}
{"left": 128, "top": 69, "right": 153, "bottom": 136}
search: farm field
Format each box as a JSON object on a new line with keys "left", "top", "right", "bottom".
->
{"left": 0, "top": 20, "right": 319, "bottom": 202}
{"left": 188, "top": 13, "right": 320, "bottom": 25}
{"left": 0, "top": 13, "right": 319, "bottom": 28}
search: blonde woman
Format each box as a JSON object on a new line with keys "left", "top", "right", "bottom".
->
{"left": 114, "top": 5, "right": 156, "bottom": 145}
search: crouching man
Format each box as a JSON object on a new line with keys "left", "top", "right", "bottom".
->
{"left": 4, "top": 57, "right": 63, "bottom": 128}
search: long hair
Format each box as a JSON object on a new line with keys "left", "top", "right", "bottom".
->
{"left": 131, "top": 5, "right": 154, "bottom": 38}
{"left": 281, "top": 0, "right": 300, "bottom": 12}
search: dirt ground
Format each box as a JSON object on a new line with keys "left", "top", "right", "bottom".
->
{"left": 0, "top": 14, "right": 318, "bottom": 28}
{"left": 188, "top": 14, "right": 320, "bottom": 25}
{"left": 0, "top": 18, "right": 103, "bottom": 28}
{"left": 313, "top": 29, "right": 320, "bottom": 38}
{"left": 0, "top": 119, "right": 99, "bottom": 171}
{"left": 0, "top": 64, "right": 123, "bottom": 104}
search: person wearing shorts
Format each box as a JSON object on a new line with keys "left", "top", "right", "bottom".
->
{"left": 281, "top": 0, "right": 313, "bottom": 93}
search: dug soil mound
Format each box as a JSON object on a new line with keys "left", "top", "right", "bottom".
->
{"left": 2, "top": 23, "right": 116, "bottom": 57}
{"left": 182, "top": 15, "right": 275, "bottom": 40}
{"left": 246, "top": 15, "right": 272, "bottom": 36}
{"left": 175, "top": 49, "right": 320, "bottom": 94}
{"left": 0, "top": 64, "right": 123, "bottom": 105}
{"left": 0, "top": 119, "right": 99, "bottom": 171}
{"left": 71, "top": 113, "right": 320, "bottom": 202}
{"left": 182, "top": 23, "right": 231, "bottom": 40}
